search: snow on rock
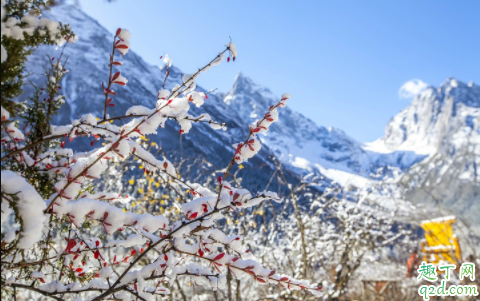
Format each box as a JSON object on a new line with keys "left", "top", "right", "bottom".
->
{"left": 380, "top": 78, "right": 480, "bottom": 154}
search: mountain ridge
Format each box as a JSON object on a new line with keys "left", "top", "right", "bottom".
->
{"left": 18, "top": 4, "right": 480, "bottom": 226}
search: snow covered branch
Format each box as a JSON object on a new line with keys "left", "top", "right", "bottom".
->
{"left": 1, "top": 25, "right": 321, "bottom": 300}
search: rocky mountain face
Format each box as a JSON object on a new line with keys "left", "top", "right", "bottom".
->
{"left": 383, "top": 79, "right": 480, "bottom": 227}
{"left": 19, "top": 4, "right": 479, "bottom": 225}
{"left": 381, "top": 78, "right": 479, "bottom": 156}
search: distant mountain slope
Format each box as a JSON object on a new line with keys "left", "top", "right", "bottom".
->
{"left": 20, "top": 4, "right": 398, "bottom": 191}
{"left": 218, "top": 72, "right": 428, "bottom": 185}
{"left": 19, "top": 4, "right": 279, "bottom": 193}
{"left": 19, "top": 4, "right": 479, "bottom": 226}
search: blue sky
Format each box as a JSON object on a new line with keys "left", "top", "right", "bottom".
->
{"left": 80, "top": 0, "right": 479, "bottom": 142}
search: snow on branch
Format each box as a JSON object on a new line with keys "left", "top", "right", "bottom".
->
{"left": 1, "top": 170, "right": 46, "bottom": 249}
{"left": 1, "top": 25, "right": 322, "bottom": 301}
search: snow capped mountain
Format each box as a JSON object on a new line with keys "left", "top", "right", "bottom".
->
{"left": 19, "top": 4, "right": 479, "bottom": 225}
{"left": 368, "top": 78, "right": 479, "bottom": 184}
{"left": 387, "top": 79, "right": 479, "bottom": 226}
{"left": 375, "top": 78, "right": 479, "bottom": 155}
{"left": 21, "top": 4, "right": 386, "bottom": 190}
{"left": 19, "top": 4, "right": 301, "bottom": 193}
{"left": 220, "top": 73, "right": 372, "bottom": 172}
{"left": 362, "top": 78, "right": 479, "bottom": 228}
{"left": 219, "top": 73, "right": 431, "bottom": 187}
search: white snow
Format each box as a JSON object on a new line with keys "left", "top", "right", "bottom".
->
{"left": 1, "top": 171, "right": 47, "bottom": 249}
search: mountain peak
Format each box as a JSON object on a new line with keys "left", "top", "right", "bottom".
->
{"left": 233, "top": 71, "right": 245, "bottom": 81}
{"left": 436, "top": 77, "right": 480, "bottom": 108}
{"left": 222, "top": 72, "right": 277, "bottom": 114}
{"left": 440, "top": 77, "right": 462, "bottom": 89}
{"left": 381, "top": 78, "right": 479, "bottom": 153}
{"left": 230, "top": 72, "right": 274, "bottom": 98}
